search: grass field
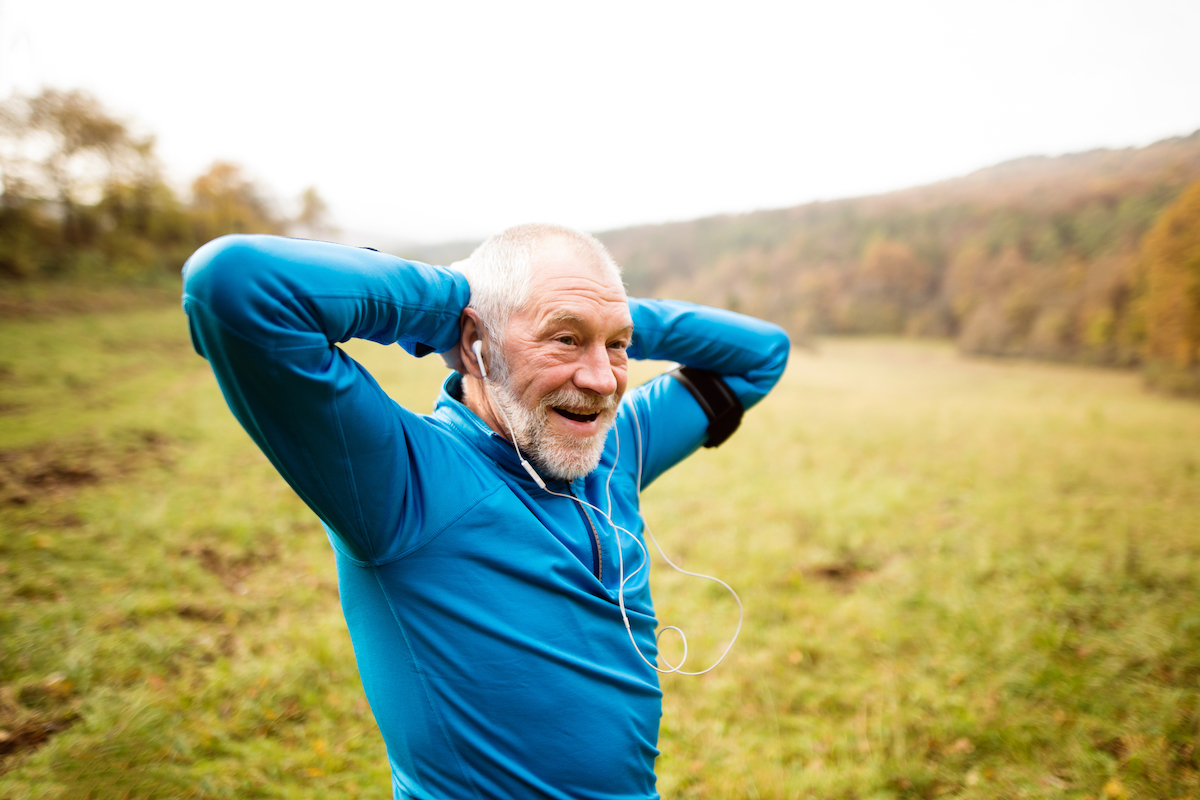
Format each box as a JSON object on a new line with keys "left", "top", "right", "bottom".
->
{"left": 1, "top": 302, "right": 1199, "bottom": 799}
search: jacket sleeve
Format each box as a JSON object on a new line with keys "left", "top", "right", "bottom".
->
{"left": 619, "top": 298, "right": 790, "bottom": 487}
{"left": 180, "top": 234, "right": 470, "bottom": 562}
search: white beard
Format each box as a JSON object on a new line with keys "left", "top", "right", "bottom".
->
{"left": 488, "top": 372, "right": 618, "bottom": 483}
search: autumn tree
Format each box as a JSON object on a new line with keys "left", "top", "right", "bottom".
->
{"left": 1, "top": 90, "right": 134, "bottom": 275}
{"left": 189, "top": 161, "right": 282, "bottom": 243}
{"left": 22, "top": 90, "right": 140, "bottom": 245}
{"left": 859, "top": 238, "right": 932, "bottom": 304}
{"left": 0, "top": 89, "right": 190, "bottom": 277}
{"left": 0, "top": 88, "right": 329, "bottom": 282}
{"left": 1139, "top": 179, "right": 1200, "bottom": 394}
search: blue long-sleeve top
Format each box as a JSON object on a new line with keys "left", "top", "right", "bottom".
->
{"left": 181, "top": 234, "right": 789, "bottom": 800}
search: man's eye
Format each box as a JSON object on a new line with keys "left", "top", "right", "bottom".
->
{"left": 608, "top": 341, "right": 628, "bottom": 350}
{"left": 557, "top": 336, "right": 575, "bottom": 346}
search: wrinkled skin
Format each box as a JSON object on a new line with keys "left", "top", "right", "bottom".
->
{"left": 455, "top": 237, "right": 633, "bottom": 481}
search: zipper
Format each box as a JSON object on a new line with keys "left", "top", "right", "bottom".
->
{"left": 567, "top": 485, "right": 603, "bottom": 582}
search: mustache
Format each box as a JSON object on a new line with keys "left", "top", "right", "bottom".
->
{"left": 539, "top": 385, "right": 619, "bottom": 415}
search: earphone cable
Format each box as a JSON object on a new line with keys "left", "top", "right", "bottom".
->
{"left": 476, "top": 348, "right": 741, "bottom": 675}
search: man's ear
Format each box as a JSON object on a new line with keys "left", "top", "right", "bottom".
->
{"left": 459, "top": 309, "right": 485, "bottom": 379}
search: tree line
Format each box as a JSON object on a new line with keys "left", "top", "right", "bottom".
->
{"left": 0, "top": 88, "right": 332, "bottom": 282}
{"left": 597, "top": 132, "right": 1200, "bottom": 396}
{"left": 3, "top": 89, "right": 1197, "bottom": 395}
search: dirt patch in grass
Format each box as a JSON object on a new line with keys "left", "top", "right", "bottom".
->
{"left": 804, "top": 560, "right": 880, "bottom": 592}
{"left": 0, "top": 429, "right": 173, "bottom": 506}
{"left": 0, "top": 679, "right": 80, "bottom": 773}
{"left": 182, "top": 543, "right": 280, "bottom": 593}
{"left": 175, "top": 604, "right": 226, "bottom": 623}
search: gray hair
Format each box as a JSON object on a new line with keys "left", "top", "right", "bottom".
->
{"left": 452, "top": 223, "right": 623, "bottom": 348}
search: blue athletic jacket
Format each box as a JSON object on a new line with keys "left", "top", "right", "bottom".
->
{"left": 181, "top": 235, "right": 789, "bottom": 800}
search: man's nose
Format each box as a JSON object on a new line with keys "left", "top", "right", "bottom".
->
{"left": 573, "top": 342, "right": 618, "bottom": 396}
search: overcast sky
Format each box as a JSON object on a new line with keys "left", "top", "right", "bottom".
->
{"left": 1, "top": 0, "right": 1198, "bottom": 245}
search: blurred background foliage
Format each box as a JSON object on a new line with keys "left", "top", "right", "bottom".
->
{"left": 592, "top": 132, "right": 1200, "bottom": 396}
{"left": 2, "top": 87, "right": 1200, "bottom": 398}
{"left": 0, "top": 88, "right": 332, "bottom": 285}
{"left": 408, "top": 129, "right": 1200, "bottom": 399}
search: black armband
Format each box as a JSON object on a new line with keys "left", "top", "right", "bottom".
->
{"left": 667, "top": 366, "right": 744, "bottom": 448}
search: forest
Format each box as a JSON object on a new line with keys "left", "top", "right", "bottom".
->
{"left": 0, "top": 89, "right": 331, "bottom": 285}
{"left": 2, "top": 88, "right": 1199, "bottom": 395}
{"left": 593, "top": 132, "right": 1200, "bottom": 395}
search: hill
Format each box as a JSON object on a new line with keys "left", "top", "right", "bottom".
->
{"left": 593, "top": 130, "right": 1200, "bottom": 365}
{"left": 8, "top": 88, "right": 1190, "bottom": 378}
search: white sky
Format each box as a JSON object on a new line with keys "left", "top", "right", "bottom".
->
{"left": 1, "top": 0, "right": 1198, "bottom": 245}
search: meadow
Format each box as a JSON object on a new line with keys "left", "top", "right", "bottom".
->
{"left": 1, "top": 300, "right": 1198, "bottom": 799}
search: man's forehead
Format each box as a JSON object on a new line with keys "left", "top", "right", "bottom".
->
{"left": 525, "top": 289, "right": 633, "bottom": 334}
{"left": 540, "top": 307, "right": 633, "bottom": 332}
{"left": 528, "top": 236, "right": 625, "bottom": 293}
{"left": 532, "top": 236, "right": 621, "bottom": 285}
{"left": 520, "top": 241, "right": 638, "bottom": 335}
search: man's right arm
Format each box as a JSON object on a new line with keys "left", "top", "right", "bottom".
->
{"left": 181, "top": 234, "right": 470, "bottom": 562}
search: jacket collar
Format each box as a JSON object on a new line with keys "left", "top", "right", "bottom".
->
{"left": 432, "top": 372, "right": 585, "bottom": 493}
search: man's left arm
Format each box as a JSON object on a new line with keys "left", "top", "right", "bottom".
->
{"left": 621, "top": 298, "right": 790, "bottom": 485}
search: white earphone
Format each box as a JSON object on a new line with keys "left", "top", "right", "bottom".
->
{"left": 473, "top": 338, "right": 546, "bottom": 489}
{"left": 472, "top": 339, "right": 487, "bottom": 380}
{"left": 468, "top": 335, "right": 742, "bottom": 675}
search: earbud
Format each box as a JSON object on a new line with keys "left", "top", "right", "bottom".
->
{"left": 472, "top": 339, "right": 487, "bottom": 380}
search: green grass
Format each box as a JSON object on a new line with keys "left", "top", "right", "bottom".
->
{"left": 1, "top": 305, "right": 1198, "bottom": 799}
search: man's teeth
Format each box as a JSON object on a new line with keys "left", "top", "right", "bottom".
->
{"left": 553, "top": 408, "right": 600, "bottom": 422}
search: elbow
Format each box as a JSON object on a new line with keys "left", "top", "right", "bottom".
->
{"left": 182, "top": 234, "right": 265, "bottom": 306}
{"left": 742, "top": 323, "right": 791, "bottom": 407}
{"left": 764, "top": 323, "right": 791, "bottom": 381}
{"left": 181, "top": 234, "right": 298, "bottom": 333}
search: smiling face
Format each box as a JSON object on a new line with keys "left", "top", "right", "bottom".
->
{"left": 477, "top": 235, "right": 632, "bottom": 481}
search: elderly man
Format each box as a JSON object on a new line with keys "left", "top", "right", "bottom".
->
{"left": 181, "top": 224, "right": 788, "bottom": 800}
